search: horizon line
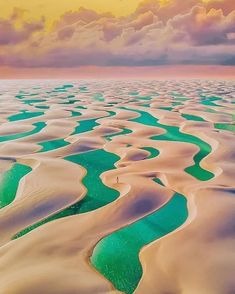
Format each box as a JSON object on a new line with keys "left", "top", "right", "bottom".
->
{"left": 0, "top": 65, "right": 235, "bottom": 80}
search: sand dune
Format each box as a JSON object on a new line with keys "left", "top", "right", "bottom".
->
{"left": 0, "top": 79, "right": 234, "bottom": 294}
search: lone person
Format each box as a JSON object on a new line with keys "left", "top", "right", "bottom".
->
{"left": 117, "top": 176, "right": 119, "bottom": 184}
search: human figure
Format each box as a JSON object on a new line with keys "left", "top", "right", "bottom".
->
{"left": 117, "top": 176, "right": 119, "bottom": 184}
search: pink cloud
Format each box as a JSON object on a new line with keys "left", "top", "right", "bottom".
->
{"left": 0, "top": 1, "right": 234, "bottom": 67}
{"left": 102, "top": 21, "right": 122, "bottom": 41}
{"left": 57, "top": 26, "right": 75, "bottom": 40}
{"left": 54, "top": 7, "right": 114, "bottom": 29}
{"left": 170, "top": 6, "right": 235, "bottom": 45}
{"left": 0, "top": 17, "right": 44, "bottom": 45}
{"left": 207, "top": 0, "right": 235, "bottom": 15}
{"left": 0, "top": 8, "right": 44, "bottom": 45}
{"left": 130, "top": 11, "right": 156, "bottom": 30}
{"left": 135, "top": 0, "right": 202, "bottom": 21}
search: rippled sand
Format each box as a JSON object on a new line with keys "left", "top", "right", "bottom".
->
{"left": 0, "top": 79, "right": 234, "bottom": 294}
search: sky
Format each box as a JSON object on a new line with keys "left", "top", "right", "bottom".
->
{"left": 0, "top": 0, "right": 235, "bottom": 78}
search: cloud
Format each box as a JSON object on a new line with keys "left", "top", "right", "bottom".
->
{"left": 57, "top": 26, "right": 75, "bottom": 40}
{"left": 0, "top": 9, "right": 45, "bottom": 45}
{"left": 54, "top": 7, "right": 114, "bottom": 28}
{"left": 0, "top": 1, "right": 234, "bottom": 67}
{"left": 169, "top": 6, "right": 235, "bottom": 45}
{"left": 206, "top": 0, "right": 235, "bottom": 15}
{"left": 130, "top": 11, "right": 156, "bottom": 30}
{"left": 135, "top": 0, "right": 202, "bottom": 21}
{"left": 102, "top": 21, "right": 122, "bottom": 41}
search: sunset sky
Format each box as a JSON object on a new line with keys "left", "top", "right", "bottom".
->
{"left": 0, "top": 0, "right": 235, "bottom": 78}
